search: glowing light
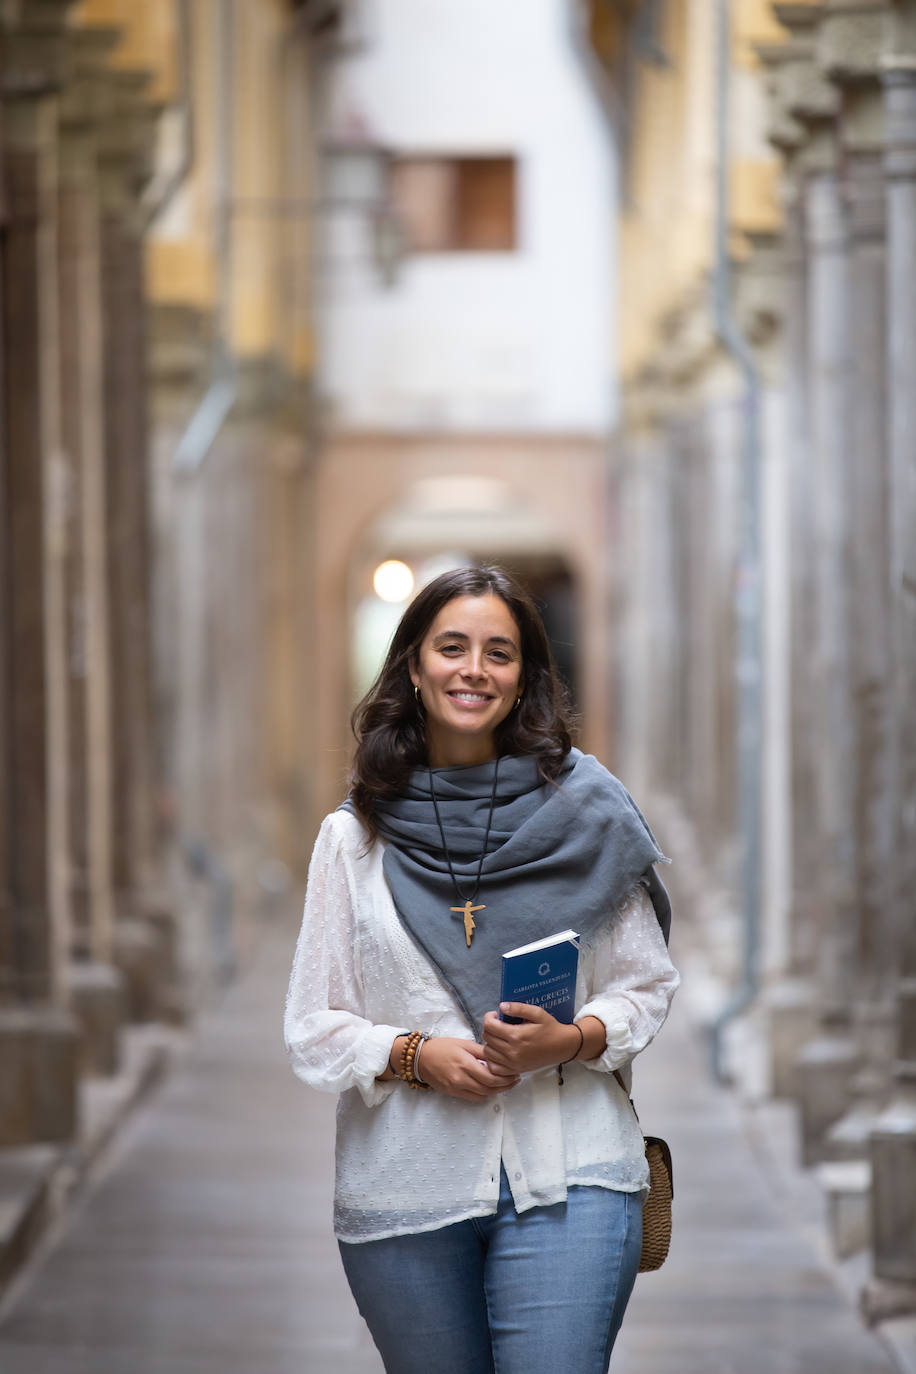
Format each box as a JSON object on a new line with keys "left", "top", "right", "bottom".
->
{"left": 372, "top": 559, "right": 414, "bottom": 603}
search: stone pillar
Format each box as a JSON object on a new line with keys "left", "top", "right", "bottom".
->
{"left": 882, "top": 62, "right": 916, "bottom": 935}
{"left": 680, "top": 414, "right": 719, "bottom": 861}
{"left": 647, "top": 413, "right": 682, "bottom": 804}
{"left": 792, "top": 7, "right": 895, "bottom": 1257}
{"left": 824, "top": 64, "right": 896, "bottom": 1171}
{"left": 0, "top": 94, "right": 8, "bottom": 1010}
{"left": 612, "top": 432, "right": 646, "bottom": 799}
{"left": 804, "top": 143, "right": 856, "bottom": 1014}
{"left": 772, "top": 171, "right": 821, "bottom": 1093}
{"left": 0, "top": 1, "right": 78, "bottom": 1145}
{"left": 793, "top": 74, "right": 861, "bottom": 1160}
{"left": 756, "top": 39, "right": 822, "bottom": 1098}
{"left": 761, "top": 10, "right": 862, "bottom": 1146}
{"left": 862, "top": 39, "right": 916, "bottom": 1319}
{"left": 57, "top": 28, "right": 125, "bottom": 1075}
{"left": 615, "top": 417, "right": 670, "bottom": 804}
{"left": 97, "top": 68, "right": 177, "bottom": 1022}
{"left": 701, "top": 391, "right": 741, "bottom": 875}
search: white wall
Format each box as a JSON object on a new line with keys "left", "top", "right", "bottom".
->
{"left": 317, "top": 0, "right": 617, "bottom": 433}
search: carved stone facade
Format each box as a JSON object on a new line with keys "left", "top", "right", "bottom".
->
{"left": 0, "top": 0, "right": 325, "bottom": 1178}
{"left": 763, "top": 0, "right": 916, "bottom": 1316}
{"left": 0, "top": 1, "right": 175, "bottom": 1147}
{"left": 1, "top": 0, "right": 83, "bottom": 1147}
{"left": 600, "top": 0, "right": 916, "bottom": 1323}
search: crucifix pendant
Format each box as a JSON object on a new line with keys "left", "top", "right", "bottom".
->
{"left": 451, "top": 899, "right": 485, "bottom": 947}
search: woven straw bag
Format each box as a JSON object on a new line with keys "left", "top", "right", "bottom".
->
{"left": 613, "top": 1071, "right": 673, "bottom": 1273}
{"left": 639, "top": 1135, "right": 673, "bottom": 1271}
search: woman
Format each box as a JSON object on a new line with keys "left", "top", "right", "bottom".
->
{"left": 285, "top": 565, "right": 679, "bottom": 1374}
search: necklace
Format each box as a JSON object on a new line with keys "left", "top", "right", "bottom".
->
{"left": 428, "top": 756, "right": 501, "bottom": 947}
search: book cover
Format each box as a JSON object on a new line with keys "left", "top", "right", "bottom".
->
{"left": 499, "top": 929, "right": 580, "bottom": 1025}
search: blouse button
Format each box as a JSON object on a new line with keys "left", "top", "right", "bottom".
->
{"left": 492, "top": 1103, "right": 501, "bottom": 1114}
{"left": 514, "top": 1171, "right": 522, "bottom": 1181}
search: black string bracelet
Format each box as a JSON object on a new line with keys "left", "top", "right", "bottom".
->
{"left": 557, "top": 1021, "right": 585, "bottom": 1086}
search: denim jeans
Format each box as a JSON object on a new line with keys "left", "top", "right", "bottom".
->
{"left": 338, "top": 1169, "right": 643, "bottom": 1374}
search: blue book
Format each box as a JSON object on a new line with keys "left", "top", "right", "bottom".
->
{"left": 499, "top": 929, "right": 580, "bottom": 1025}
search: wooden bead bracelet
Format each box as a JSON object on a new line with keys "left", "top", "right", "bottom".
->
{"left": 392, "top": 1030, "right": 432, "bottom": 1091}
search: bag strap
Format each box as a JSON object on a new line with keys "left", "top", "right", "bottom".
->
{"left": 613, "top": 1068, "right": 640, "bottom": 1124}
{"left": 614, "top": 1070, "right": 674, "bottom": 1199}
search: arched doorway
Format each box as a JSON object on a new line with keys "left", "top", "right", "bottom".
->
{"left": 348, "top": 476, "right": 580, "bottom": 712}
{"left": 309, "top": 434, "right": 613, "bottom": 832}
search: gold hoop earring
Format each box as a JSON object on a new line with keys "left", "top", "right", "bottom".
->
{"left": 415, "top": 684, "right": 422, "bottom": 706}
{"left": 514, "top": 695, "right": 522, "bottom": 710}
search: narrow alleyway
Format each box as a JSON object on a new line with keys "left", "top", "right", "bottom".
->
{"left": 0, "top": 915, "right": 900, "bottom": 1374}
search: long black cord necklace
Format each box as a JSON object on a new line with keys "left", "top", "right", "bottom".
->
{"left": 428, "top": 756, "right": 501, "bottom": 947}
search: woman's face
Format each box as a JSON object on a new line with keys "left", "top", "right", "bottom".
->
{"left": 409, "top": 593, "right": 523, "bottom": 768}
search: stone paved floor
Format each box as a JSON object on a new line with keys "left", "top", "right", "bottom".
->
{"left": 0, "top": 916, "right": 902, "bottom": 1374}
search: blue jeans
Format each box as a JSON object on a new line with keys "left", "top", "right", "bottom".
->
{"left": 338, "top": 1169, "right": 642, "bottom": 1374}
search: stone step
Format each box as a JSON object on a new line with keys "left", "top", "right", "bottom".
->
{"left": 0, "top": 1024, "right": 176, "bottom": 1308}
{"left": 817, "top": 1158, "right": 873, "bottom": 1259}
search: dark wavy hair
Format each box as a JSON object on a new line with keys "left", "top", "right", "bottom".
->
{"left": 349, "top": 565, "right": 575, "bottom": 838}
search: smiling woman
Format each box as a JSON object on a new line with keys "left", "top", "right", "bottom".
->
{"left": 348, "top": 566, "right": 574, "bottom": 837}
{"left": 409, "top": 594, "right": 523, "bottom": 767}
{"left": 285, "top": 565, "right": 679, "bottom": 1374}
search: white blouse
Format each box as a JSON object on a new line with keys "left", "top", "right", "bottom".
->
{"left": 284, "top": 809, "right": 680, "bottom": 1244}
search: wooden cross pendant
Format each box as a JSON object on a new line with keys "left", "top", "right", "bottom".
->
{"left": 451, "top": 899, "right": 485, "bottom": 947}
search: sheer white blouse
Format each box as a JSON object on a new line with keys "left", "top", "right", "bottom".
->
{"left": 284, "top": 808, "right": 680, "bottom": 1244}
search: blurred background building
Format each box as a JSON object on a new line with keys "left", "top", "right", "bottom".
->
{"left": 1, "top": 0, "right": 915, "bottom": 1330}
{"left": 309, "top": 0, "right": 618, "bottom": 821}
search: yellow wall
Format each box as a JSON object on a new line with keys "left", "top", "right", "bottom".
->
{"left": 617, "top": 0, "right": 710, "bottom": 380}
{"left": 73, "top": 0, "right": 178, "bottom": 100}
{"left": 611, "top": 0, "right": 786, "bottom": 384}
{"left": 231, "top": 0, "right": 285, "bottom": 359}
{"left": 733, "top": 0, "right": 792, "bottom": 67}
{"left": 73, "top": 0, "right": 315, "bottom": 379}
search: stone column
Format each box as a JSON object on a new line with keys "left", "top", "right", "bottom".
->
{"left": 0, "top": 1, "right": 78, "bottom": 1145}
{"left": 819, "top": 33, "right": 897, "bottom": 1180}
{"left": 862, "top": 35, "right": 916, "bottom": 1318}
{"left": 0, "top": 95, "right": 8, "bottom": 1012}
{"left": 97, "top": 68, "right": 177, "bottom": 1021}
{"left": 842, "top": 95, "right": 894, "bottom": 1091}
{"left": 614, "top": 413, "right": 671, "bottom": 804}
{"left": 679, "top": 412, "right": 717, "bottom": 857}
{"left": 57, "top": 28, "right": 125, "bottom": 1074}
{"left": 700, "top": 388, "right": 740, "bottom": 874}
{"left": 773, "top": 169, "right": 822, "bottom": 1091}
{"left": 646, "top": 407, "right": 682, "bottom": 805}
{"left": 792, "top": 53, "right": 862, "bottom": 1161}
{"left": 790, "top": 5, "right": 895, "bottom": 1261}
{"left": 756, "top": 39, "right": 822, "bottom": 1097}
{"left": 612, "top": 431, "right": 645, "bottom": 799}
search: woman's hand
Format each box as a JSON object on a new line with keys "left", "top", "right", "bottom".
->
{"left": 482, "top": 1007, "right": 606, "bottom": 1077}
{"left": 410, "top": 1036, "right": 520, "bottom": 1103}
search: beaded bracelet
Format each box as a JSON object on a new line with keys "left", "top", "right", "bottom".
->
{"left": 412, "top": 1035, "right": 427, "bottom": 1086}
{"left": 557, "top": 1021, "right": 585, "bottom": 1086}
{"left": 406, "top": 1031, "right": 431, "bottom": 1090}
{"left": 393, "top": 1030, "right": 432, "bottom": 1091}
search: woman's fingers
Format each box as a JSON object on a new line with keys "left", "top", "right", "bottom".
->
{"left": 482, "top": 1006, "right": 548, "bottom": 1052}
{"left": 418, "top": 1037, "right": 519, "bottom": 1100}
{"left": 461, "top": 1043, "right": 520, "bottom": 1091}
{"left": 480, "top": 1005, "right": 575, "bottom": 1076}
{"left": 498, "top": 1002, "right": 549, "bottom": 1024}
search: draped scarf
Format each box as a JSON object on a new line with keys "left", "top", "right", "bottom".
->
{"left": 340, "top": 749, "right": 670, "bottom": 1037}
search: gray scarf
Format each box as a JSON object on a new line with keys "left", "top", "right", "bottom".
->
{"left": 340, "top": 749, "right": 670, "bottom": 1037}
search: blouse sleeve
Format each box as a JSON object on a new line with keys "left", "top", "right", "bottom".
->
{"left": 576, "top": 882, "right": 680, "bottom": 1075}
{"left": 284, "top": 814, "right": 409, "bottom": 1108}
